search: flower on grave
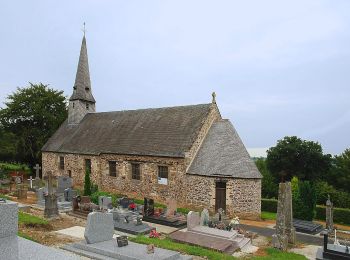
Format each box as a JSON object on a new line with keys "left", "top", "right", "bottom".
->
{"left": 149, "top": 230, "right": 160, "bottom": 238}
{"left": 128, "top": 202, "right": 136, "bottom": 211}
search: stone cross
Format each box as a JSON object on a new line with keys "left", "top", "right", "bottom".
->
{"left": 326, "top": 195, "right": 334, "bottom": 233}
{"left": 27, "top": 176, "right": 33, "bottom": 189}
{"left": 34, "top": 164, "right": 41, "bottom": 179}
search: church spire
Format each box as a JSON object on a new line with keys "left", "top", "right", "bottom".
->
{"left": 69, "top": 29, "right": 95, "bottom": 103}
{"left": 68, "top": 25, "right": 96, "bottom": 125}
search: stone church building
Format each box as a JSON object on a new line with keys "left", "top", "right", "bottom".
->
{"left": 42, "top": 35, "right": 262, "bottom": 219}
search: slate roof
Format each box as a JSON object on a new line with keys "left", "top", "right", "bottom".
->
{"left": 187, "top": 120, "right": 262, "bottom": 178}
{"left": 42, "top": 103, "right": 212, "bottom": 157}
{"left": 69, "top": 36, "right": 95, "bottom": 103}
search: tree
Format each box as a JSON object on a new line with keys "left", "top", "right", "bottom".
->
{"left": 0, "top": 83, "right": 67, "bottom": 167}
{"left": 266, "top": 136, "right": 332, "bottom": 182}
{"left": 83, "top": 168, "right": 92, "bottom": 196}
{"left": 0, "top": 127, "right": 16, "bottom": 162}
{"left": 325, "top": 149, "right": 350, "bottom": 193}
{"left": 255, "top": 158, "right": 278, "bottom": 198}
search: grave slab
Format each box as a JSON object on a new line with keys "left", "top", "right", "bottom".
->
{"left": 62, "top": 239, "right": 192, "bottom": 260}
{"left": 85, "top": 212, "right": 114, "bottom": 244}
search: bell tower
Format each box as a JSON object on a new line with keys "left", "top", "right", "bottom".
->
{"left": 68, "top": 28, "right": 96, "bottom": 125}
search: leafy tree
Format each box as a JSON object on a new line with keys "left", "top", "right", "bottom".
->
{"left": 255, "top": 158, "right": 278, "bottom": 198}
{"left": 83, "top": 168, "right": 92, "bottom": 196}
{"left": 325, "top": 149, "right": 350, "bottom": 193}
{"left": 0, "top": 127, "right": 16, "bottom": 162}
{"left": 266, "top": 136, "right": 332, "bottom": 182}
{"left": 0, "top": 83, "right": 67, "bottom": 167}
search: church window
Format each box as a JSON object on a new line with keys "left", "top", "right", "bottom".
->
{"left": 131, "top": 163, "right": 141, "bottom": 180}
{"left": 73, "top": 102, "right": 75, "bottom": 108}
{"left": 158, "top": 166, "right": 168, "bottom": 185}
{"left": 109, "top": 161, "right": 117, "bottom": 177}
{"left": 85, "top": 159, "right": 91, "bottom": 173}
{"left": 59, "top": 156, "right": 65, "bottom": 170}
{"left": 68, "top": 170, "right": 72, "bottom": 178}
{"left": 86, "top": 103, "right": 89, "bottom": 110}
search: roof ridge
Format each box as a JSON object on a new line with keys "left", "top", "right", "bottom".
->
{"left": 88, "top": 103, "right": 211, "bottom": 115}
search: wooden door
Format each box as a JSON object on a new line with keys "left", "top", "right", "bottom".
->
{"left": 215, "top": 182, "right": 226, "bottom": 212}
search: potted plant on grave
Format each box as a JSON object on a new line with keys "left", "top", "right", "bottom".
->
{"left": 129, "top": 202, "right": 136, "bottom": 211}
{"left": 149, "top": 230, "right": 160, "bottom": 238}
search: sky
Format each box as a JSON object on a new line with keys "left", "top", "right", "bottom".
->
{"left": 0, "top": 0, "right": 349, "bottom": 156}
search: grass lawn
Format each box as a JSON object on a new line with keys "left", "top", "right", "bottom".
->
{"left": 0, "top": 162, "right": 30, "bottom": 172}
{"left": 251, "top": 248, "right": 307, "bottom": 259}
{"left": 261, "top": 211, "right": 277, "bottom": 220}
{"left": 18, "top": 231, "right": 38, "bottom": 242}
{"left": 130, "top": 235, "right": 306, "bottom": 260}
{"left": 0, "top": 194, "right": 10, "bottom": 200}
{"left": 18, "top": 212, "right": 49, "bottom": 227}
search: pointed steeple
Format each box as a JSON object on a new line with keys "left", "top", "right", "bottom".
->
{"left": 69, "top": 35, "right": 95, "bottom": 103}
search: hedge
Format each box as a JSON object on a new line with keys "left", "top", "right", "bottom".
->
{"left": 262, "top": 199, "right": 350, "bottom": 225}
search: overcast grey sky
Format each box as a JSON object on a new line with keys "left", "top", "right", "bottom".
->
{"left": 1, "top": 0, "right": 349, "bottom": 156}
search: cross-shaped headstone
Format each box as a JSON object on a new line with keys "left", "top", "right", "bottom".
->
{"left": 27, "top": 176, "right": 33, "bottom": 189}
{"left": 33, "top": 164, "right": 41, "bottom": 179}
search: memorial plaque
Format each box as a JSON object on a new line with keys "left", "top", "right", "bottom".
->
{"left": 116, "top": 235, "right": 128, "bottom": 247}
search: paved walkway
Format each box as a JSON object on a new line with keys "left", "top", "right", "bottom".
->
{"left": 241, "top": 224, "right": 324, "bottom": 246}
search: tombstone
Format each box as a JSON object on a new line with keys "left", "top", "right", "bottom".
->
{"left": 64, "top": 188, "right": 77, "bottom": 202}
{"left": 144, "top": 198, "right": 154, "bottom": 217}
{"left": 16, "top": 184, "right": 27, "bottom": 199}
{"left": 272, "top": 182, "right": 295, "bottom": 251}
{"left": 44, "top": 171, "right": 59, "bottom": 218}
{"left": 200, "top": 208, "right": 210, "bottom": 226}
{"left": 36, "top": 187, "right": 47, "bottom": 202}
{"left": 80, "top": 196, "right": 91, "bottom": 204}
{"left": 33, "top": 164, "right": 41, "bottom": 189}
{"left": 187, "top": 211, "right": 200, "bottom": 231}
{"left": 111, "top": 208, "right": 121, "bottom": 222}
{"left": 99, "top": 196, "right": 113, "bottom": 210}
{"left": 119, "top": 197, "right": 132, "bottom": 208}
{"left": 27, "top": 176, "right": 34, "bottom": 190}
{"left": 84, "top": 212, "right": 114, "bottom": 244}
{"left": 165, "top": 198, "right": 177, "bottom": 218}
{"left": 0, "top": 200, "right": 18, "bottom": 239}
{"left": 326, "top": 195, "right": 334, "bottom": 233}
{"left": 57, "top": 176, "right": 73, "bottom": 193}
{"left": 72, "top": 197, "right": 79, "bottom": 211}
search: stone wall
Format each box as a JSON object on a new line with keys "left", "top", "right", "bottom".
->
{"left": 184, "top": 174, "right": 261, "bottom": 219}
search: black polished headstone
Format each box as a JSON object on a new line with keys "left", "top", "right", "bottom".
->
{"left": 144, "top": 198, "right": 154, "bottom": 217}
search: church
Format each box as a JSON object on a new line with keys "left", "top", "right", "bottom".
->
{"left": 42, "top": 34, "right": 262, "bottom": 219}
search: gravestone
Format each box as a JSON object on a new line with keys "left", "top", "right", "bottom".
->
{"left": 80, "top": 196, "right": 91, "bottom": 204}
{"left": 119, "top": 197, "right": 132, "bottom": 208}
{"left": 57, "top": 176, "right": 73, "bottom": 193}
{"left": 16, "top": 184, "right": 27, "bottom": 199}
{"left": 165, "top": 198, "right": 177, "bottom": 218}
{"left": 84, "top": 212, "right": 114, "bottom": 244}
{"left": 116, "top": 235, "right": 128, "bottom": 247}
{"left": 200, "top": 208, "right": 210, "bottom": 226}
{"left": 326, "top": 195, "right": 334, "bottom": 233}
{"left": 187, "top": 211, "right": 200, "bottom": 231}
{"left": 27, "top": 176, "right": 34, "bottom": 190}
{"left": 0, "top": 200, "right": 18, "bottom": 239}
{"left": 33, "top": 164, "right": 41, "bottom": 189}
{"left": 99, "top": 196, "right": 113, "bottom": 210}
{"left": 64, "top": 188, "right": 77, "bottom": 202}
{"left": 44, "top": 171, "right": 59, "bottom": 218}
{"left": 36, "top": 187, "right": 47, "bottom": 202}
{"left": 144, "top": 198, "right": 154, "bottom": 217}
{"left": 272, "top": 182, "right": 295, "bottom": 251}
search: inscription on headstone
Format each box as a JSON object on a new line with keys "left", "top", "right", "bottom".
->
{"left": 116, "top": 235, "right": 128, "bottom": 247}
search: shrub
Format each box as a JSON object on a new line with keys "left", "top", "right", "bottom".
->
{"left": 314, "top": 181, "right": 350, "bottom": 208}
{"left": 83, "top": 168, "right": 92, "bottom": 196}
{"left": 294, "top": 181, "right": 316, "bottom": 221}
{"left": 315, "top": 205, "right": 350, "bottom": 225}
{"left": 261, "top": 199, "right": 278, "bottom": 212}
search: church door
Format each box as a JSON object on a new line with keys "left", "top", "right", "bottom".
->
{"left": 215, "top": 181, "right": 226, "bottom": 212}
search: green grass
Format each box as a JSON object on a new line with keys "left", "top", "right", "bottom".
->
{"left": 18, "top": 212, "right": 49, "bottom": 227}
{"left": 130, "top": 236, "right": 236, "bottom": 260}
{"left": 251, "top": 248, "right": 307, "bottom": 259}
{"left": 18, "top": 231, "right": 37, "bottom": 242}
{"left": 261, "top": 211, "right": 277, "bottom": 220}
